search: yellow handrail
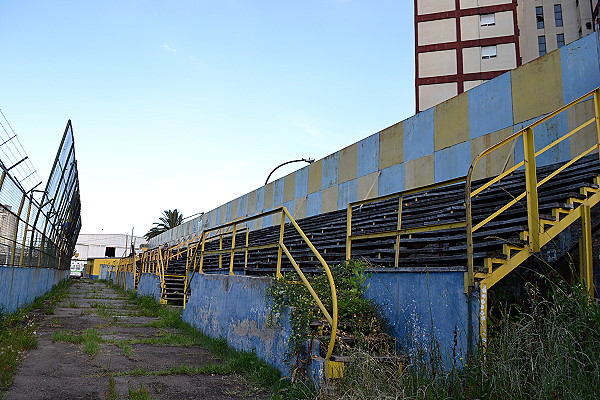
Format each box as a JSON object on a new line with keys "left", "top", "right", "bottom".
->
{"left": 465, "top": 87, "right": 600, "bottom": 288}
{"left": 133, "top": 206, "right": 339, "bottom": 361}
{"left": 345, "top": 176, "right": 467, "bottom": 264}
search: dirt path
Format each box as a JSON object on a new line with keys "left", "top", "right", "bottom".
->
{"left": 5, "top": 280, "right": 269, "bottom": 400}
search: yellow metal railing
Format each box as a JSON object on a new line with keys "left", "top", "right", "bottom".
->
{"left": 466, "top": 87, "right": 600, "bottom": 347}
{"left": 465, "top": 87, "right": 600, "bottom": 289}
{"left": 138, "top": 206, "right": 339, "bottom": 362}
{"left": 345, "top": 177, "right": 468, "bottom": 268}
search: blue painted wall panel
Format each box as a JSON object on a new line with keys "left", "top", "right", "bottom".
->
{"left": 295, "top": 166, "right": 309, "bottom": 199}
{"left": 469, "top": 72, "right": 513, "bottom": 138}
{"left": 273, "top": 178, "right": 284, "bottom": 206}
{"left": 404, "top": 108, "right": 434, "bottom": 161}
{"left": 364, "top": 270, "right": 477, "bottom": 367}
{"left": 322, "top": 153, "right": 340, "bottom": 189}
{"left": 238, "top": 194, "right": 248, "bottom": 218}
{"left": 0, "top": 267, "right": 67, "bottom": 314}
{"left": 283, "top": 200, "right": 294, "bottom": 216}
{"left": 182, "top": 274, "right": 292, "bottom": 375}
{"left": 225, "top": 202, "right": 233, "bottom": 223}
{"left": 137, "top": 273, "right": 161, "bottom": 301}
{"left": 378, "top": 163, "right": 405, "bottom": 196}
{"left": 337, "top": 179, "right": 358, "bottom": 210}
{"left": 255, "top": 187, "right": 265, "bottom": 214}
{"left": 357, "top": 133, "right": 380, "bottom": 178}
{"left": 434, "top": 141, "right": 471, "bottom": 182}
{"left": 514, "top": 115, "right": 569, "bottom": 166}
{"left": 561, "top": 33, "right": 600, "bottom": 103}
{"left": 306, "top": 191, "right": 322, "bottom": 217}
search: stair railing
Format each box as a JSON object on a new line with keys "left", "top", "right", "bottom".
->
{"left": 465, "top": 87, "right": 600, "bottom": 346}
{"left": 182, "top": 206, "right": 339, "bottom": 362}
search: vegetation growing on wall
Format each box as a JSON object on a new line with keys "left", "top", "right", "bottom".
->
{"left": 266, "top": 261, "right": 395, "bottom": 371}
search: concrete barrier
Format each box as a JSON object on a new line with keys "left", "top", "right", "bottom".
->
{"left": 365, "top": 269, "right": 477, "bottom": 367}
{"left": 137, "top": 273, "right": 161, "bottom": 301}
{"left": 0, "top": 266, "right": 69, "bottom": 314}
{"left": 182, "top": 273, "right": 292, "bottom": 374}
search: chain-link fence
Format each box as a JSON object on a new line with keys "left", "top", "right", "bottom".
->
{"left": 0, "top": 120, "right": 81, "bottom": 270}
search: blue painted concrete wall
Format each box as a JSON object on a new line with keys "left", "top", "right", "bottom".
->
{"left": 182, "top": 273, "right": 292, "bottom": 374}
{"left": 364, "top": 270, "right": 477, "bottom": 366}
{"left": 137, "top": 273, "right": 161, "bottom": 301}
{"left": 124, "top": 272, "right": 135, "bottom": 291}
{"left": 0, "top": 266, "right": 68, "bottom": 314}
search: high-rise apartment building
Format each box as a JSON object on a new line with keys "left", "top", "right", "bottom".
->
{"left": 415, "top": 0, "right": 598, "bottom": 112}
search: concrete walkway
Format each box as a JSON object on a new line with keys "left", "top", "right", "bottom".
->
{"left": 6, "top": 280, "right": 268, "bottom": 400}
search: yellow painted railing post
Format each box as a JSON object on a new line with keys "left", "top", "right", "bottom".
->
{"left": 18, "top": 195, "right": 32, "bottom": 267}
{"left": 229, "top": 223, "right": 237, "bottom": 275}
{"left": 579, "top": 205, "right": 594, "bottom": 297}
{"left": 244, "top": 228, "right": 250, "bottom": 269}
{"left": 10, "top": 192, "right": 26, "bottom": 267}
{"left": 276, "top": 209, "right": 285, "bottom": 278}
{"left": 523, "top": 127, "right": 541, "bottom": 252}
{"left": 218, "top": 233, "right": 223, "bottom": 269}
{"left": 345, "top": 203, "right": 352, "bottom": 261}
{"left": 594, "top": 89, "right": 600, "bottom": 158}
{"left": 394, "top": 196, "right": 403, "bottom": 269}
{"left": 199, "top": 232, "right": 206, "bottom": 273}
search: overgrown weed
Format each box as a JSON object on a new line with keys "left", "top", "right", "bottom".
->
{"left": 319, "top": 280, "right": 600, "bottom": 400}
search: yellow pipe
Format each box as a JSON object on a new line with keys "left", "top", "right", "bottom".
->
{"left": 281, "top": 207, "right": 338, "bottom": 360}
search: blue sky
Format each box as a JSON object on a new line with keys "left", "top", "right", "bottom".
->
{"left": 0, "top": 0, "right": 414, "bottom": 237}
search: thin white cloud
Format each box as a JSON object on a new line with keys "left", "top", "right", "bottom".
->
{"left": 163, "top": 44, "right": 177, "bottom": 53}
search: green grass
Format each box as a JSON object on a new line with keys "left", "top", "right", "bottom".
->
{"left": 118, "top": 342, "right": 133, "bottom": 357}
{"left": 52, "top": 328, "right": 102, "bottom": 356}
{"left": 128, "top": 385, "right": 153, "bottom": 400}
{"left": 101, "top": 281, "right": 287, "bottom": 395}
{"left": 0, "top": 279, "right": 72, "bottom": 391}
{"left": 106, "top": 376, "right": 118, "bottom": 400}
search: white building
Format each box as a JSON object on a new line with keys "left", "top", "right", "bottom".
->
{"left": 74, "top": 233, "right": 147, "bottom": 260}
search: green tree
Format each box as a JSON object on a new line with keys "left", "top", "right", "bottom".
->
{"left": 144, "top": 209, "right": 184, "bottom": 240}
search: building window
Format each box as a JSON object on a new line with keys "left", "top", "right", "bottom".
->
{"left": 538, "top": 35, "right": 547, "bottom": 56}
{"left": 536, "top": 6, "right": 545, "bottom": 29}
{"left": 557, "top": 33, "right": 565, "bottom": 47}
{"left": 554, "top": 4, "right": 563, "bottom": 27}
{"left": 105, "top": 247, "right": 116, "bottom": 257}
{"left": 482, "top": 45, "right": 497, "bottom": 59}
{"left": 480, "top": 13, "right": 496, "bottom": 26}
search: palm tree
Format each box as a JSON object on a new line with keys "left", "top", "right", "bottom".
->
{"left": 144, "top": 209, "right": 184, "bottom": 240}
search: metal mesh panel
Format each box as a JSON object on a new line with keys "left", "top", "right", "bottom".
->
{"left": 0, "top": 120, "right": 81, "bottom": 269}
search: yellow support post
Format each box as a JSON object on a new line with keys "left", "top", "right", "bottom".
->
{"left": 394, "top": 196, "right": 403, "bottom": 269}
{"left": 10, "top": 193, "right": 26, "bottom": 267}
{"left": 244, "top": 228, "right": 250, "bottom": 269}
{"left": 523, "top": 127, "right": 541, "bottom": 252}
{"left": 594, "top": 89, "right": 600, "bottom": 160}
{"left": 199, "top": 232, "right": 206, "bottom": 273}
{"left": 18, "top": 196, "right": 32, "bottom": 267}
{"left": 579, "top": 205, "right": 594, "bottom": 297}
{"left": 218, "top": 233, "right": 223, "bottom": 269}
{"left": 276, "top": 210, "right": 285, "bottom": 278}
{"left": 345, "top": 203, "right": 352, "bottom": 261}
{"left": 229, "top": 223, "right": 237, "bottom": 275}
